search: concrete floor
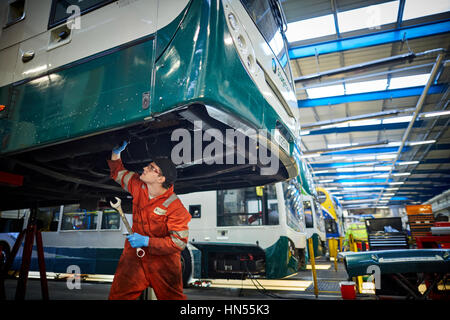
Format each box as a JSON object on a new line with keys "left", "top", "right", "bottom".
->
{"left": 3, "top": 258, "right": 371, "bottom": 301}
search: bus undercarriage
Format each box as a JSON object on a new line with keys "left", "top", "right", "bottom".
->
{"left": 0, "top": 104, "right": 295, "bottom": 211}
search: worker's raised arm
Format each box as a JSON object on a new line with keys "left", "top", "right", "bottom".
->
{"left": 107, "top": 141, "right": 142, "bottom": 197}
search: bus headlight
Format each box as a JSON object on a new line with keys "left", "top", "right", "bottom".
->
{"left": 228, "top": 13, "right": 238, "bottom": 30}
{"left": 224, "top": 4, "right": 257, "bottom": 76}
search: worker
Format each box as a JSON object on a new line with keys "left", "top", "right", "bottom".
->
{"left": 107, "top": 141, "right": 191, "bottom": 300}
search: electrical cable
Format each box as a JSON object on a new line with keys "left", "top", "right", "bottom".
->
{"left": 243, "top": 262, "right": 309, "bottom": 300}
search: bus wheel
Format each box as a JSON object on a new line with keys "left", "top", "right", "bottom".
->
{"left": 297, "top": 249, "right": 306, "bottom": 270}
{"left": 0, "top": 242, "right": 10, "bottom": 269}
{"left": 180, "top": 248, "right": 192, "bottom": 288}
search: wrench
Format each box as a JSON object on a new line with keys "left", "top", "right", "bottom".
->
{"left": 110, "top": 196, "right": 145, "bottom": 258}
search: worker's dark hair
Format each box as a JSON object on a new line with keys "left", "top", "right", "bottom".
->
{"left": 153, "top": 157, "right": 177, "bottom": 189}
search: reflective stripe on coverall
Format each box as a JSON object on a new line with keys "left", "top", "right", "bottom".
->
{"left": 107, "top": 159, "right": 191, "bottom": 300}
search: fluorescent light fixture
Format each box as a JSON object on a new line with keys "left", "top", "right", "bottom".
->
{"left": 348, "top": 119, "right": 381, "bottom": 127}
{"left": 337, "top": 1, "right": 399, "bottom": 32}
{"left": 389, "top": 74, "right": 430, "bottom": 89}
{"left": 383, "top": 193, "right": 395, "bottom": 196}
{"left": 386, "top": 188, "right": 399, "bottom": 190}
{"left": 319, "top": 179, "right": 334, "bottom": 183}
{"left": 332, "top": 156, "right": 348, "bottom": 160}
{"left": 320, "top": 122, "right": 349, "bottom": 130}
{"left": 340, "top": 181, "right": 374, "bottom": 185}
{"left": 422, "top": 110, "right": 450, "bottom": 118}
{"left": 377, "top": 154, "right": 396, "bottom": 160}
{"left": 343, "top": 187, "right": 384, "bottom": 191}
{"left": 286, "top": 14, "right": 336, "bottom": 42}
{"left": 353, "top": 155, "right": 376, "bottom": 160}
{"left": 388, "top": 141, "right": 402, "bottom": 146}
{"left": 328, "top": 143, "right": 354, "bottom": 149}
{"left": 397, "top": 161, "right": 419, "bottom": 165}
{"left": 389, "top": 182, "right": 404, "bottom": 185}
{"left": 374, "top": 174, "right": 389, "bottom": 178}
{"left": 379, "top": 200, "right": 389, "bottom": 203}
{"left": 300, "top": 130, "right": 310, "bottom": 136}
{"left": 345, "top": 79, "right": 388, "bottom": 94}
{"left": 402, "top": 0, "right": 450, "bottom": 21}
{"left": 376, "top": 206, "right": 389, "bottom": 209}
{"left": 336, "top": 167, "right": 356, "bottom": 173}
{"left": 301, "top": 153, "right": 321, "bottom": 158}
{"left": 314, "top": 170, "right": 331, "bottom": 174}
{"left": 393, "top": 172, "right": 411, "bottom": 176}
{"left": 408, "top": 140, "right": 436, "bottom": 146}
{"left": 343, "top": 199, "right": 378, "bottom": 204}
{"left": 374, "top": 166, "right": 393, "bottom": 171}
{"left": 383, "top": 116, "right": 413, "bottom": 124}
{"left": 306, "top": 84, "right": 344, "bottom": 99}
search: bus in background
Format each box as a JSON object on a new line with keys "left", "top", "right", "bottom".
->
{"left": 316, "top": 187, "right": 344, "bottom": 239}
{"left": 302, "top": 194, "right": 326, "bottom": 250}
{"left": 0, "top": 0, "right": 299, "bottom": 211}
{"left": 0, "top": 204, "right": 126, "bottom": 278}
{"left": 179, "top": 176, "right": 308, "bottom": 284}
{"left": 295, "top": 150, "right": 326, "bottom": 255}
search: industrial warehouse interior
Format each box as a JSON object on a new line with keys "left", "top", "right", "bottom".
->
{"left": 0, "top": 0, "right": 449, "bottom": 311}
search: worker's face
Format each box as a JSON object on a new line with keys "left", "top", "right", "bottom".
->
{"left": 140, "top": 162, "right": 164, "bottom": 185}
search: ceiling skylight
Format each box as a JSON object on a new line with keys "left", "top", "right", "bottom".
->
{"left": 345, "top": 79, "right": 388, "bottom": 94}
{"left": 337, "top": 1, "right": 400, "bottom": 33}
{"left": 402, "top": 0, "right": 450, "bottom": 20}
{"left": 388, "top": 73, "right": 430, "bottom": 89}
{"left": 306, "top": 84, "right": 344, "bottom": 98}
{"left": 285, "top": 14, "right": 336, "bottom": 43}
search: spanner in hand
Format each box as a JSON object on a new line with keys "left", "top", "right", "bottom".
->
{"left": 110, "top": 196, "right": 145, "bottom": 258}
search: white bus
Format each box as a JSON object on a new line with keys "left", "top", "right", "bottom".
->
{"left": 178, "top": 177, "right": 309, "bottom": 283}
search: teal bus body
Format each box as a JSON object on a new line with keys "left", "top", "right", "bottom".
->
{"left": 0, "top": 0, "right": 299, "bottom": 209}
{"left": 1, "top": 0, "right": 296, "bottom": 154}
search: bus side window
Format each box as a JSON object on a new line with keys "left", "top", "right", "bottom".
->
{"left": 101, "top": 209, "right": 120, "bottom": 230}
{"left": 37, "top": 206, "right": 60, "bottom": 232}
{"left": 4, "top": 0, "right": 26, "bottom": 28}
{"left": 189, "top": 205, "right": 201, "bottom": 219}
{"left": 61, "top": 207, "right": 98, "bottom": 231}
{"left": 48, "top": 0, "right": 115, "bottom": 29}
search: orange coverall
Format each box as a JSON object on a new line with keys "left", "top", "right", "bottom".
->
{"left": 107, "top": 159, "right": 191, "bottom": 300}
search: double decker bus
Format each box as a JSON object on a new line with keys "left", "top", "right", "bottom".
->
{"left": 0, "top": 0, "right": 299, "bottom": 211}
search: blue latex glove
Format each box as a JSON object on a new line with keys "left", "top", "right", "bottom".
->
{"left": 112, "top": 141, "right": 128, "bottom": 155}
{"left": 127, "top": 233, "right": 149, "bottom": 248}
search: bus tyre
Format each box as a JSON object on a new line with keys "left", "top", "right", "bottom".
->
{"left": 297, "top": 249, "right": 306, "bottom": 270}
{"left": 0, "top": 242, "right": 10, "bottom": 269}
{"left": 181, "top": 248, "right": 192, "bottom": 288}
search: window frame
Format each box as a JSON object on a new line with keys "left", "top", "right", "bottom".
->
{"left": 48, "top": 0, "right": 116, "bottom": 30}
{"left": 239, "top": 0, "right": 294, "bottom": 89}
{"left": 3, "top": 0, "right": 26, "bottom": 29}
